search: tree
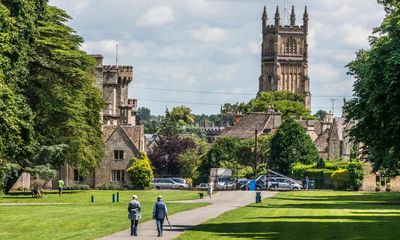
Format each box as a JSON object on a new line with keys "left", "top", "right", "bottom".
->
{"left": 235, "top": 135, "right": 272, "bottom": 178}
{"left": 0, "top": 2, "right": 105, "bottom": 193}
{"left": 127, "top": 152, "right": 154, "bottom": 189}
{"left": 138, "top": 107, "right": 151, "bottom": 122}
{"left": 178, "top": 138, "right": 210, "bottom": 179}
{"left": 314, "top": 110, "right": 327, "bottom": 121}
{"left": 346, "top": 0, "right": 400, "bottom": 176}
{"left": 170, "top": 105, "right": 195, "bottom": 126}
{"left": 148, "top": 137, "right": 197, "bottom": 176}
{"left": 268, "top": 119, "right": 319, "bottom": 175}
{"left": 247, "top": 91, "right": 311, "bottom": 120}
{"left": 159, "top": 109, "right": 179, "bottom": 138}
{"left": 199, "top": 137, "right": 239, "bottom": 178}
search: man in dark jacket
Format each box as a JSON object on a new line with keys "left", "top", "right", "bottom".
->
{"left": 128, "top": 195, "right": 141, "bottom": 236}
{"left": 152, "top": 195, "right": 168, "bottom": 237}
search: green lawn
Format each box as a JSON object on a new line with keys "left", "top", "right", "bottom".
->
{"left": 0, "top": 190, "right": 207, "bottom": 240}
{"left": 176, "top": 191, "right": 400, "bottom": 240}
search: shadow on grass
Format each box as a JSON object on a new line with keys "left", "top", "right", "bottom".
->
{"left": 190, "top": 218, "right": 400, "bottom": 240}
{"left": 271, "top": 192, "right": 400, "bottom": 203}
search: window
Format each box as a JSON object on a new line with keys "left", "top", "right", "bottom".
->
{"left": 74, "top": 169, "right": 83, "bottom": 182}
{"left": 111, "top": 170, "right": 124, "bottom": 182}
{"left": 114, "top": 150, "right": 124, "bottom": 161}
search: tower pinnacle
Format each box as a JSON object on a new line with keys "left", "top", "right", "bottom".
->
{"left": 274, "top": 6, "right": 280, "bottom": 27}
{"left": 290, "top": 6, "right": 296, "bottom": 26}
{"left": 262, "top": 6, "right": 268, "bottom": 33}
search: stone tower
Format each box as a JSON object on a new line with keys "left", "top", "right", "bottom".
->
{"left": 91, "top": 55, "right": 137, "bottom": 126}
{"left": 259, "top": 6, "right": 311, "bottom": 109}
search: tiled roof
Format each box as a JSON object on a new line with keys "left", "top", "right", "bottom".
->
{"left": 102, "top": 124, "right": 144, "bottom": 152}
{"left": 102, "top": 125, "right": 118, "bottom": 141}
{"left": 121, "top": 125, "right": 144, "bottom": 151}
{"left": 315, "top": 129, "right": 330, "bottom": 152}
{"left": 219, "top": 112, "right": 273, "bottom": 139}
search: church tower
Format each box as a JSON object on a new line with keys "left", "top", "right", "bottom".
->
{"left": 259, "top": 6, "right": 311, "bottom": 109}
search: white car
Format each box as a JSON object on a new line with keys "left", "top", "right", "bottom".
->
{"left": 196, "top": 183, "right": 208, "bottom": 189}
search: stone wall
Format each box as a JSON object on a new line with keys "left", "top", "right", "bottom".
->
{"left": 361, "top": 163, "right": 400, "bottom": 192}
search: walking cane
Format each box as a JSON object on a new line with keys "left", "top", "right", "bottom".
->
{"left": 166, "top": 215, "right": 173, "bottom": 230}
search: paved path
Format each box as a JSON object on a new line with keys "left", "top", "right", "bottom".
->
{"left": 100, "top": 191, "right": 276, "bottom": 240}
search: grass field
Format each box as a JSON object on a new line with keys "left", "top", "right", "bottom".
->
{"left": 0, "top": 190, "right": 207, "bottom": 240}
{"left": 176, "top": 191, "right": 400, "bottom": 240}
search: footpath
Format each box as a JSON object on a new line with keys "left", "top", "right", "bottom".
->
{"left": 99, "top": 191, "right": 276, "bottom": 240}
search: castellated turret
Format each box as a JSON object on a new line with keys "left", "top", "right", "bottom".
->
{"left": 90, "top": 55, "right": 138, "bottom": 126}
{"left": 259, "top": 5, "right": 311, "bottom": 110}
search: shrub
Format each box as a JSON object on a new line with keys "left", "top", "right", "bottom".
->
{"left": 316, "top": 158, "right": 326, "bottom": 169}
{"left": 347, "top": 161, "right": 364, "bottom": 191}
{"left": 331, "top": 169, "right": 349, "bottom": 190}
{"left": 185, "top": 178, "right": 193, "bottom": 187}
{"left": 304, "top": 169, "right": 325, "bottom": 189}
{"left": 127, "top": 152, "right": 154, "bottom": 190}
{"left": 386, "top": 182, "right": 391, "bottom": 192}
{"left": 291, "top": 163, "right": 314, "bottom": 179}
{"left": 98, "top": 183, "right": 122, "bottom": 190}
{"left": 375, "top": 182, "right": 381, "bottom": 192}
{"left": 68, "top": 184, "right": 90, "bottom": 190}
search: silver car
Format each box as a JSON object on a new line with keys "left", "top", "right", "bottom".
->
{"left": 268, "top": 177, "right": 303, "bottom": 190}
{"left": 151, "top": 178, "right": 189, "bottom": 189}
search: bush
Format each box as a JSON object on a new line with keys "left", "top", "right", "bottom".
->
{"left": 68, "top": 184, "right": 90, "bottom": 190}
{"left": 347, "top": 161, "right": 364, "bottom": 191}
{"left": 375, "top": 182, "right": 381, "bottom": 192}
{"left": 386, "top": 182, "right": 391, "bottom": 192}
{"left": 98, "top": 183, "right": 122, "bottom": 190}
{"left": 331, "top": 169, "right": 349, "bottom": 190}
{"left": 304, "top": 169, "right": 325, "bottom": 189}
{"left": 127, "top": 152, "right": 154, "bottom": 190}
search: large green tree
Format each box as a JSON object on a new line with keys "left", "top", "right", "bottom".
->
{"left": 268, "top": 119, "right": 319, "bottom": 175}
{"left": 346, "top": 0, "right": 400, "bottom": 176}
{"left": 27, "top": 5, "right": 105, "bottom": 174}
{"left": 0, "top": 1, "right": 104, "bottom": 192}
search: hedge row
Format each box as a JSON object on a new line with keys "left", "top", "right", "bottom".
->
{"left": 291, "top": 160, "right": 364, "bottom": 190}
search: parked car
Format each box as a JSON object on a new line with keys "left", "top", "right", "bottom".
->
{"left": 151, "top": 178, "right": 189, "bottom": 189}
{"left": 236, "top": 178, "right": 249, "bottom": 190}
{"left": 171, "top": 178, "right": 186, "bottom": 185}
{"left": 267, "top": 177, "right": 303, "bottom": 191}
{"left": 254, "top": 175, "right": 303, "bottom": 191}
{"left": 196, "top": 183, "right": 208, "bottom": 189}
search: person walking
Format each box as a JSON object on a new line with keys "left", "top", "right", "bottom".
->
{"left": 153, "top": 195, "right": 168, "bottom": 237}
{"left": 58, "top": 179, "right": 64, "bottom": 196}
{"left": 207, "top": 179, "right": 214, "bottom": 198}
{"left": 128, "top": 195, "right": 141, "bottom": 237}
{"left": 304, "top": 176, "right": 310, "bottom": 190}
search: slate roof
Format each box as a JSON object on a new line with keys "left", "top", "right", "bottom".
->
{"left": 315, "top": 129, "right": 330, "bottom": 152}
{"left": 219, "top": 112, "right": 275, "bottom": 139}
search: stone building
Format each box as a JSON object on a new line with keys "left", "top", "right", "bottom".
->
{"left": 219, "top": 109, "right": 282, "bottom": 139}
{"left": 59, "top": 55, "right": 144, "bottom": 188}
{"left": 259, "top": 6, "right": 311, "bottom": 109}
{"left": 300, "top": 112, "right": 353, "bottom": 160}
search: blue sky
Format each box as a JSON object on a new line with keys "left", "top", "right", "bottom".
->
{"left": 49, "top": 0, "right": 385, "bottom": 116}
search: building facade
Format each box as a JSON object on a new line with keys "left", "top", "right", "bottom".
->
{"left": 259, "top": 6, "right": 311, "bottom": 109}
{"left": 59, "top": 55, "right": 145, "bottom": 188}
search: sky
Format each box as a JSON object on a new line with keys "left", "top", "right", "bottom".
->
{"left": 48, "top": 0, "right": 386, "bottom": 116}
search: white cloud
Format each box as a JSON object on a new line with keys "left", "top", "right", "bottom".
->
{"left": 191, "top": 25, "right": 227, "bottom": 42}
{"left": 340, "top": 24, "right": 371, "bottom": 48}
{"left": 136, "top": 6, "right": 174, "bottom": 27}
{"left": 310, "top": 63, "right": 341, "bottom": 83}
